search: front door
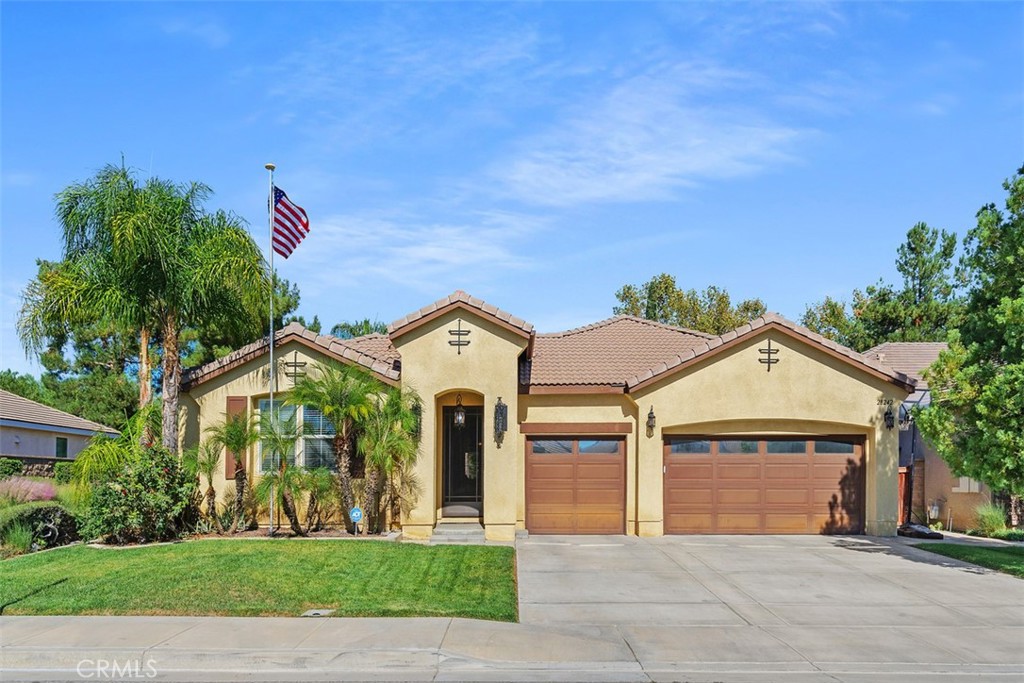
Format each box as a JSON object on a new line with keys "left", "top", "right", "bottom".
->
{"left": 442, "top": 406, "right": 483, "bottom": 517}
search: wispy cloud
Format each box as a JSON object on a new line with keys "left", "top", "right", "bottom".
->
{"left": 487, "top": 62, "right": 803, "bottom": 206}
{"left": 282, "top": 208, "right": 546, "bottom": 297}
{"left": 162, "top": 19, "right": 230, "bottom": 49}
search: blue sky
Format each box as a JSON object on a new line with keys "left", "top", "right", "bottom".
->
{"left": 2, "top": 2, "right": 1022, "bottom": 375}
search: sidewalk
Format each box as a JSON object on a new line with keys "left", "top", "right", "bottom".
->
{"left": 3, "top": 614, "right": 1022, "bottom": 682}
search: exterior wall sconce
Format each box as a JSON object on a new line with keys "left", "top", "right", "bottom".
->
{"left": 884, "top": 405, "right": 895, "bottom": 431}
{"left": 453, "top": 393, "right": 466, "bottom": 429}
{"left": 494, "top": 397, "right": 508, "bottom": 448}
{"left": 412, "top": 403, "right": 423, "bottom": 440}
{"left": 646, "top": 406, "right": 656, "bottom": 437}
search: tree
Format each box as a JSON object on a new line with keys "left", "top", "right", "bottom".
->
{"left": 19, "top": 166, "right": 157, "bottom": 412}
{"left": 183, "top": 440, "right": 224, "bottom": 532}
{"left": 358, "top": 386, "right": 421, "bottom": 534}
{"left": 613, "top": 274, "right": 766, "bottom": 334}
{"left": 206, "top": 412, "right": 261, "bottom": 533}
{"left": 331, "top": 318, "right": 388, "bottom": 339}
{"left": 254, "top": 409, "right": 305, "bottom": 536}
{"left": 19, "top": 164, "right": 270, "bottom": 454}
{"left": 802, "top": 222, "right": 963, "bottom": 351}
{"left": 917, "top": 166, "right": 1024, "bottom": 505}
{"left": 288, "top": 362, "right": 378, "bottom": 533}
{"left": 0, "top": 370, "right": 50, "bottom": 405}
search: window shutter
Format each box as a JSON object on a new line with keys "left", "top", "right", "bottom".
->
{"left": 225, "top": 396, "right": 247, "bottom": 478}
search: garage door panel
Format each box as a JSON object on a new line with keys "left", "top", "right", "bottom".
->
{"left": 765, "top": 463, "right": 809, "bottom": 479}
{"left": 717, "top": 488, "right": 761, "bottom": 505}
{"left": 530, "top": 489, "right": 575, "bottom": 505}
{"left": 717, "top": 464, "right": 761, "bottom": 480}
{"left": 765, "top": 488, "right": 810, "bottom": 505}
{"left": 715, "top": 513, "right": 761, "bottom": 532}
{"left": 665, "top": 436, "right": 864, "bottom": 535}
{"left": 765, "top": 513, "right": 811, "bottom": 533}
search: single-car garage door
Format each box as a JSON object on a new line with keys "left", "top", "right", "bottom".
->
{"left": 664, "top": 436, "right": 864, "bottom": 534}
{"left": 526, "top": 437, "right": 625, "bottom": 534}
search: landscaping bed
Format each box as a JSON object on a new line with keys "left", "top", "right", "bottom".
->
{"left": 0, "top": 539, "right": 518, "bottom": 620}
{"left": 915, "top": 542, "right": 1024, "bottom": 578}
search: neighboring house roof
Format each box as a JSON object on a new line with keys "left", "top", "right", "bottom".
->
{"left": 862, "top": 342, "right": 948, "bottom": 389}
{"left": 521, "top": 316, "right": 714, "bottom": 391}
{"left": 389, "top": 290, "right": 534, "bottom": 340}
{"left": 182, "top": 322, "right": 401, "bottom": 389}
{"left": 0, "top": 389, "right": 118, "bottom": 435}
{"left": 623, "top": 313, "right": 917, "bottom": 393}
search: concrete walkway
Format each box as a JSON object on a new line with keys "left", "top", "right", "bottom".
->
{"left": 2, "top": 535, "right": 1022, "bottom": 681}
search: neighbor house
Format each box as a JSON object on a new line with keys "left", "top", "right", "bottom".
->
{"left": 180, "top": 291, "right": 915, "bottom": 540}
{"left": 0, "top": 388, "right": 119, "bottom": 463}
{"left": 864, "top": 342, "right": 990, "bottom": 531}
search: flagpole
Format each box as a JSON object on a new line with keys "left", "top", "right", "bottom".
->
{"left": 265, "top": 162, "right": 276, "bottom": 538}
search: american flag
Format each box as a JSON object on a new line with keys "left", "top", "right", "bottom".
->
{"left": 271, "top": 187, "right": 310, "bottom": 258}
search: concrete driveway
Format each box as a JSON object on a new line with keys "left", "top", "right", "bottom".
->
{"left": 517, "top": 534, "right": 1024, "bottom": 679}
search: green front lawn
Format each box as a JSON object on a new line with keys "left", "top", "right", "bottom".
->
{"left": 915, "top": 542, "right": 1024, "bottom": 579}
{"left": 0, "top": 540, "right": 518, "bottom": 621}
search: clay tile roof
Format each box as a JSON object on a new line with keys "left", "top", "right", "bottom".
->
{"left": 0, "top": 389, "right": 118, "bottom": 435}
{"left": 863, "top": 341, "right": 948, "bottom": 388}
{"left": 623, "top": 312, "right": 916, "bottom": 392}
{"left": 182, "top": 325, "right": 401, "bottom": 389}
{"left": 389, "top": 290, "right": 534, "bottom": 338}
{"left": 521, "top": 316, "right": 714, "bottom": 387}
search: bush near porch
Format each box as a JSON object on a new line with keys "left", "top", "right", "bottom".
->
{"left": 0, "top": 539, "right": 518, "bottom": 621}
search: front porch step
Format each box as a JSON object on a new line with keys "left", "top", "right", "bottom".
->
{"left": 430, "top": 522, "right": 485, "bottom": 545}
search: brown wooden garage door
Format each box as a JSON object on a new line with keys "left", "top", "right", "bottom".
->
{"left": 526, "top": 437, "right": 625, "bottom": 534}
{"left": 663, "top": 436, "right": 864, "bottom": 534}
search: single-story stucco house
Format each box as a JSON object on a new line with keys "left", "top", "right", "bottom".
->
{"left": 865, "top": 341, "right": 990, "bottom": 531}
{"left": 0, "top": 388, "right": 119, "bottom": 463}
{"left": 180, "top": 291, "right": 916, "bottom": 540}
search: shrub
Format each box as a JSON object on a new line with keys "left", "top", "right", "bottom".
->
{"left": 0, "top": 458, "right": 22, "bottom": 480}
{"left": 0, "top": 477, "right": 57, "bottom": 503}
{"left": 974, "top": 502, "right": 1007, "bottom": 537}
{"left": 53, "top": 461, "right": 74, "bottom": 484}
{"left": 0, "top": 502, "right": 79, "bottom": 550}
{"left": 993, "top": 528, "right": 1024, "bottom": 542}
{"left": 2, "top": 521, "right": 34, "bottom": 555}
{"left": 83, "top": 446, "right": 197, "bottom": 544}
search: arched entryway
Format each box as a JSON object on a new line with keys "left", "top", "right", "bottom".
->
{"left": 437, "top": 390, "right": 484, "bottom": 518}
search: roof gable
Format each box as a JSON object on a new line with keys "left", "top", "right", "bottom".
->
{"left": 389, "top": 290, "right": 533, "bottom": 341}
{"left": 626, "top": 313, "right": 917, "bottom": 392}
{"left": 182, "top": 323, "right": 401, "bottom": 390}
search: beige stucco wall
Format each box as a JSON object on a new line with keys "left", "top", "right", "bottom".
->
{"left": 0, "top": 427, "right": 91, "bottom": 459}
{"left": 180, "top": 340, "right": 337, "bottom": 497}
{"left": 393, "top": 308, "right": 528, "bottom": 541}
{"left": 631, "top": 329, "right": 908, "bottom": 537}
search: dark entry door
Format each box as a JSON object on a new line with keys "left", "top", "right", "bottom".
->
{"left": 442, "top": 406, "right": 483, "bottom": 517}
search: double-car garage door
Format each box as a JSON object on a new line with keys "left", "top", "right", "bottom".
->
{"left": 526, "top": 437, "right": 625, "bottom": 534}
{"left": 663, "top": 436, "right": 865, "bottom": 534}
{"left": 524, "top": 434, "right": 864, "bottom": 535}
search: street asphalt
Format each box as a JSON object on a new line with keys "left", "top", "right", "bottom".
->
{"left": 2, "top": 534, "right": 1022, "bottom": 682}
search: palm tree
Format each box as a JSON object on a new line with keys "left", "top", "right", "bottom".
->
{"left": 358, "top": 386, "right": 421, "bottom": 534}
{"left": 256, "top": 409, "right": 305, "bottom": 536}
{"left": 19, "top": 165, "right": 157, "bottom": 415}
{"left": 20, "top": 164, "right": 271, "bottom": 456}
{"left": 288, "top": 362, "right": 378, "bottom": 533}
{"left": 183, "top": 440, "right": 224, "bottom": 533}
{"left": 72, "top": 402, "right": 163, "bottom": 484}
{"left": 206, "top": 412, "right": 260, "bottom": 533}
{"left": 302, "top": 467, "right": 337, "bottom": 533}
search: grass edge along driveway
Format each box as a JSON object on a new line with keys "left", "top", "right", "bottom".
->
{"left": 915, "top": 542, "right": 1024, "bottom": 579}
{"left": 0, "top": 539, "right": 518, "bottom": 621}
